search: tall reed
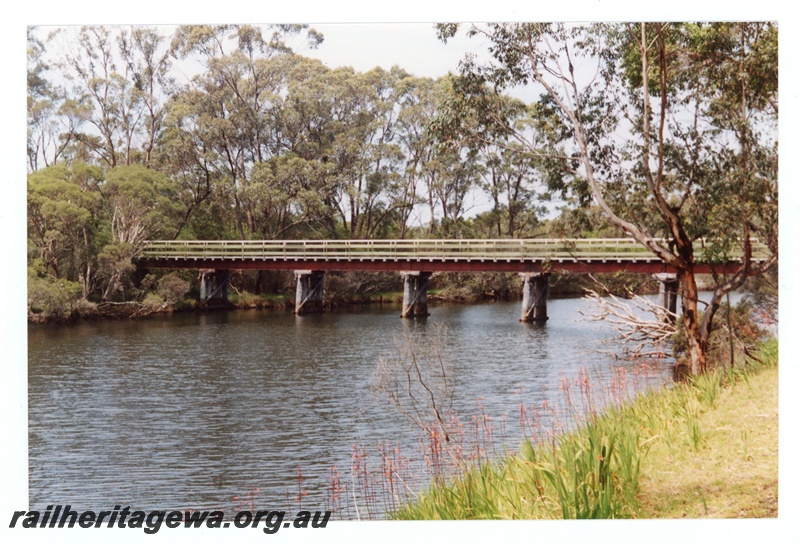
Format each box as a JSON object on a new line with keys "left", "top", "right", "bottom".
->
{"left": 393, "top": 338, "right": 778, "bottom": 519}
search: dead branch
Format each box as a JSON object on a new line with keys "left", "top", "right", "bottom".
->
{"left": 371, "top": 324, "right": 455, "bottom": 442}
{"left": 579, "top": 288, "right": 677, "bottom": 359}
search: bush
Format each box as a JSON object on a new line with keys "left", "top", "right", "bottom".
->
{"left": 433, "top": 272, "right": 521, "bottom": 302}
{"left": 229, "top": 290, "right": 259, "bottom": 307}
{"left": 28, "top": 272, "right": 83, "bottom": 318}
{"left": 142, "top": 293, "right": 165, "bottom": 310}
{"left": 72, "top": 298, "right": 99, "bottom": 318}
{"left": 156, "top": 273, "right": 190, "bottom": 306}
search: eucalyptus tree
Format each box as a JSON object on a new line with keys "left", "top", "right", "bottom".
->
{"left": 393, "top": 76, "right": 482, "bottom": 238}
{"left": 27, "top": 27, "right": 83, "bottom": 171}
{"left": 166, "top": 25, "right": 321, "bottom": 239}
{"left": 278, "top": 60, "right": 411, "bottom": 239}
{"left": 477, "top": 141, "right": 547, "bottom": 238}
{"left": 27, "top": 163, "right": 108, "bottom": 315}
{"left": 117, "top": 26, "right": 175, "bottom": 166}
{"left": 99, "top": 165, "right": 182, "bottom": 300}
{"left": 152, "top": 109, "right": 222, "bottom": 239}
{"left": 671, "top": 23, "right": 778, "bottom": 352}
{"left": 436, "top": 22, "right": 777, "bottom": 374}
{"left": 28, "top": 27, "right": 57, "bottom": 171}
{"left": 329, "top": 65, "right": 409, "bottom": 239}
{"left": 423, "top": 143, "right": 481, "bottom": 238}
{"left": 393, "top": 75, "right": 438, "bottom": 237}
{"left": 57, "top": 26, "right": 146, "bottom": 167}
{"left": 246, "top": 154, "right": 332, "bottom": 240}
{"left": 27, "top": 164, "right": 104, "bottom": 295}
{"left": 393, "top": 75, "right": 478, "bottom": 238}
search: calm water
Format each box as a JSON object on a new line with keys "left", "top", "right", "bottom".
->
{"left": 28, "top": 298, "right": 676, "bottom": 515}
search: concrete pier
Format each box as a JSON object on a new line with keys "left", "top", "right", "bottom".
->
{"left": 400, "top": 271, "right": 431, "bottom": 318}
{"left": 199, "top": 269, "right": 231, "bottom": 306}
{"left": 295, "top": 270, "right": 325, "bottom": 315}
{"left": 655, "top": 273, "right": 679, "bottom": 322}
{"left": 520, "top": 272, "right": 550, "bottom": 322}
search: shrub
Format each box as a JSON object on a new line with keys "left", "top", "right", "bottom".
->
{"left": 156, "top": 273, "right": 190, "bottom": 306}
{"left": 142, "top": 293, "right": 165, "bottom": 310}
{"left": 28, "top": 272, "right": 83, "bottom": 318}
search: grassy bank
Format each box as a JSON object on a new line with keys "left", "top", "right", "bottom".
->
{"left": 636, "top": 344, "right": 778, "bottom": 517}
{"left": 394, "top": 338, "right": 778, "bottom": 519}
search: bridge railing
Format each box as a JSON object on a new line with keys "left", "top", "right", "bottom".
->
{"left": 140, "top": 238, "right": 770, "bottom": 263}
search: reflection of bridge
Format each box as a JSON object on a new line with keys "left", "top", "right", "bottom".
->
{"left": 139, "top": 238, "right": 767, "bottom": 320}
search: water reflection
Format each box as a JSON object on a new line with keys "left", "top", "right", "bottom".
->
{"left": 29, "top": 298, "right": 676, "bottom": 514}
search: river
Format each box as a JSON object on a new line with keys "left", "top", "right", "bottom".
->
{"left": 28, "top": 297, "right": 677, "bottom": 517}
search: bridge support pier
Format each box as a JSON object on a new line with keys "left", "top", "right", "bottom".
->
{"left": 655, "top": 273, "right": 679, "bottom": 322}
{"left": 199, "top": 269, "right": 231, "bottom": 306}
{"left": 520, "top": 272, "right": 550, "bottom": 322}
{"left": 295, "top": 270, "right": 325, "bottom": 315}
{"left": 401, "top": 271, "right": 431, "bottom": 318}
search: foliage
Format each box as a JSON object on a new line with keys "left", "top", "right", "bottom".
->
{"left": 103, "top": 164, "right": 182, "bottom": 245}
{"left": 26, "top": 24, "right": 778, "bottom": 335}
{"left": 27, "top": 163, "right": 103, "bottom": 296}
{"left": 743, "top": 267, "right": 778, "bottom": 326}
{"left": 431, "top": 22, "right": 777, "bottom": 374}
{"left": 27, "top": 269, "right": 83, "bottom": 318}
{"left": 141, "top": 292, "right": 166, "bottom": 310}
{"left": 96, "top": 242, "right": 137, "bottom": 301}
{"left": 156, "top": 273, "right": 190, "bottom": 306}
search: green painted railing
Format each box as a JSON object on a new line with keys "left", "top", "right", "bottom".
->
{"left": 140, "top": 238, "right": 769, "bottom": 263}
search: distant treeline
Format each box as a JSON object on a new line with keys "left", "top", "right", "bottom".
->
{"left": 27, "top": 25, "right": 625, "bottom": 319}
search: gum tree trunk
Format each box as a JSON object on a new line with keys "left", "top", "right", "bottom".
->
{"left": 678, "top": 267, "right": 706, "bottom": 375}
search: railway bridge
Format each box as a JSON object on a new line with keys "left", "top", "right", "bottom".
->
{"left": 138, "top": 238, "right": 766, "bottom": 321}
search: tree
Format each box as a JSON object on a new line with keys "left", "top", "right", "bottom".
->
{"left": 166, "top": 25, "right": 323, "bottom": 239}
{"left": 423, "top": 143, "right": 480, "bottom": 238}
{"left": 27, "top": 28, "right": 83, "bottom": 171}
{"left": 118, "top": 26, "right": 175, "bottom": 166}
{"left": 437, "top": 23, "right": 777, "bottom": 374}
{"left": 393, "top": 76, "right": 440, "bottom": 238}
{"left": 330, "top": 66, "right": 409, "bottom": 239}
{"left": 58, "top": 26, "right": 142, "bottom": 167}
{"left": 276, "top": 60, "right": 412, "bottom": 239}
{"left": 247, "top": 154, "right": 332, "bottom": 239}
{"left": 99, "top": 164, "right": 181, "bottom": 300}
{"left": 478, "top": 140, "right": 546, "bottom": 238}
{"left": 27, "top": 163, "right": 104, "bottom": 296}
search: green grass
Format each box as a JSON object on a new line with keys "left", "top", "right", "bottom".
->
{"left": 394, "top": 338, "right": 778, "bottom": 519}
{"left": 228, "top": 291, "right": 290, "bottom": 308}
{"left": 636, "top": 339, "right": 778, "bottom": 518}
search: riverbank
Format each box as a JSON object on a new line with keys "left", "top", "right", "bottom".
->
{"left": 27, "top": 290, "right": 417, "bottom": 324}
{"left": 26, "top": 270, "right": 723, "bottom": 325}
{"left": 393, "top": 338, "right": 778, "bottom": 519}
{"left": 23, "top": 273, "right": 658, "bottom": 323}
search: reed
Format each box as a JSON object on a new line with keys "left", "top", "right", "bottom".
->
{"left": 393, "top": 338, "right": 778, "bottom": 519}
{"left": 262, "top": 338, "right": 776, "bottom": 520}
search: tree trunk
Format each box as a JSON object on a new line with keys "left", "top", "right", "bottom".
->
{"left": 103, "top": 271, "right": 120, "bottom": 302}
{"left": 678, "top": 267, "right": 706, "bottom": 374}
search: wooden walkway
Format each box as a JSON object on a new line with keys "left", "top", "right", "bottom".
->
{"left": 139, "top": 238, "right": 767, "bottom": 274}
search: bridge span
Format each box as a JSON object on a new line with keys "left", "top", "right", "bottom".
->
{"left": 139, "top": 238, "right": 766, "bottom": 321}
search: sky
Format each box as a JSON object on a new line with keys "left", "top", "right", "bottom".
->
{"left": 4, "top": 2, "right": 800, "bottom": 544}
{"left": 37, "top": 22, "right": 486, "bottom": 82}
{"left": 303, "top": 23, "right": 482, "bottom": 78}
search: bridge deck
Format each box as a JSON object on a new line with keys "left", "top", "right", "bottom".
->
{"left": 139, "top": 239, "right": 766, "bottom": 274}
